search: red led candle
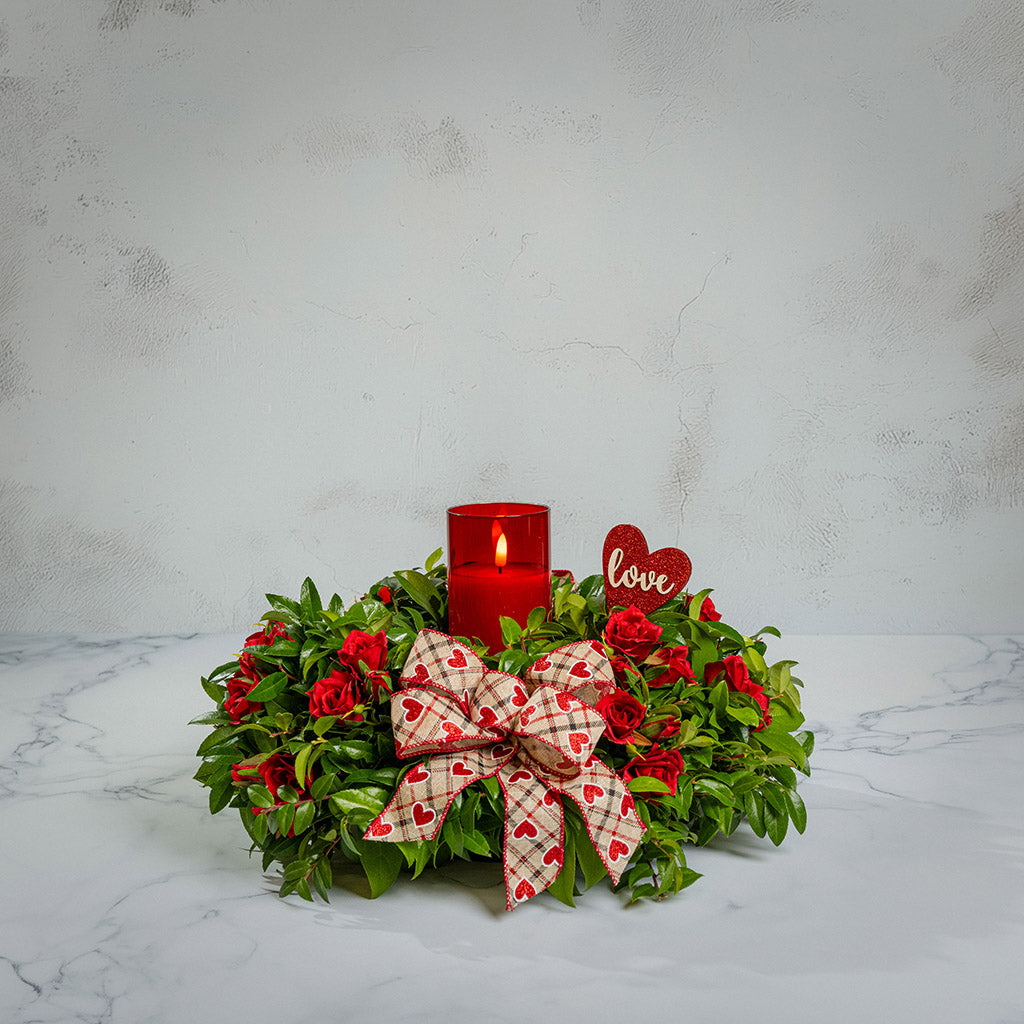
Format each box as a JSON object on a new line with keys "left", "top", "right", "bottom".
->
{"left": 447, "top": 503, "right": 551, "bottom": 654}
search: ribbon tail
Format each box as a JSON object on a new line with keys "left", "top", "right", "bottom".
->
{"left": 363, "top": 748, "right": 494, "bottom": 843}
{"left": 497, "top": 763, "right": 565, "bottom": 910}
{"left": 556, "top": 760, "right": 645, "bottom": 885}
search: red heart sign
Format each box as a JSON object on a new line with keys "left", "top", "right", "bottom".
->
{"left": 602, "top": 524, "right": 691, "bottom": 614}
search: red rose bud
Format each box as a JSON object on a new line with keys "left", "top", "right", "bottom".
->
{"left": 338, "top": 629, "right": 388, "bottom": 674}
{"left": 377, "top": 585, "right": 392, "bottom": 604}
{"left": 610, "top": 656, "right": 641, "bottom": 686}
{"left": 367, "top": 670, "right": 393, "bottom": 702}
{"left": 230, "top": 762, "right": 261, "bottom": 785}
{"left": 699, "top": 596, "right": 721, "bottom": 622}
{"left": 705, "top": 655, "right": 770, "bottom": 729}
{"left": 622, "top": 746, "right": 687, "bottom": 797}
{"left": 596, "top": 688, "right": 647, "bottom": 744}
{"left": 306, "top": 668, "right": 365, "bottom": 721}
{"left": 224, "top": 675, "right": 263, "bottom": 723}
{"left": 648, "top": 644, "right": 697, "bottom": 688}
{"left": 604, "top": 605, "right": 663, "bottom": 661}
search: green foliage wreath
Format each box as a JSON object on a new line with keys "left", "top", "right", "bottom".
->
{"left": 192, "top": 549, "right": 813, "bottom": 905}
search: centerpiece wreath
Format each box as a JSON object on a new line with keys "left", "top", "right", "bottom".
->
{"left": 192, "top": 550, "right": 813, "bottom": 907}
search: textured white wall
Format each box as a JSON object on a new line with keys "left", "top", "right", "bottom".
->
{"left": 1, "top": 0, "right": 1022, "bottom": 635}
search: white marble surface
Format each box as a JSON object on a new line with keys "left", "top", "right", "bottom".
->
{"left": 1, "top": 633, "right": 1022, "bottom": 1024}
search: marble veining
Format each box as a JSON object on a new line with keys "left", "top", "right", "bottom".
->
{"left": 1, "top": 633, "right": 1022, "bottom": 1023}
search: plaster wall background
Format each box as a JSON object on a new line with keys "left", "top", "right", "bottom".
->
{"left": 1, "top": 0, "right": 1022, "bottom": 635}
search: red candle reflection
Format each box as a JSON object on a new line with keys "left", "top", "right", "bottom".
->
{"left": 447, "top": 503, "right": 551, "bottom": 654}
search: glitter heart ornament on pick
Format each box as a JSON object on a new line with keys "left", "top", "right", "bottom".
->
{"left": 602, "top": 524, "right": 692, "bottom": 615}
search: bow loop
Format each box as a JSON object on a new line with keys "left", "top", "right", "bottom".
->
{"left": 523, "top": 640, "right": 617, "bottom": 708}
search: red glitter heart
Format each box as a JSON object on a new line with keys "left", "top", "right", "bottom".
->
{"left": 405, "top": 763, "right": 429, "bottom": 785}
{"left": 507, "top": 769, "right": 533, "bottom": 785}
{"left": 602, "top": 524, "right": 691, "bottom": 615}
{"left": 568, "top": 731, "right": 588, "bottom": 755}
{"left": 608, "top": 838, "right": 630, "bottom": 862}
{"left": 446, "top": 648, "right": 468, "bottom": 669}
{"left": 619, "top": 792, "right": 635, "bottom": 818}
{"left": 582, "top": 783, "right": 605, "bottom": 805}
{"left": 512, "top": 819, "right": 539, "bottom": 839}
{"left": 542, "top": 845, "right": 563, "bottom": 867}
{"left": 532, "top": 656, "right": 552, "bottom": 672}
{"left": 441, "top": 721, "right": 465, "bottom": 740}
{"left": 451, "top": 760, "right": 474, "bottom": 777}
{"left": 513, "top": 878, "right": 536, "bottom": 902}
{"left": 542, "top": 790, "right": 556, "bottom": 806}
{"left": 412, "top": 802, "right": 436, "bottom": 828}
{"left": 519, "top": 705, "right": 535, "bottom": 727}
{"left": 477, "top": 705, "right": 499, "bottom": 728}
{"left": 511, "top": 682, "right": 528, "bottom": 708}
{"left": 400, "top": 696, "right": 426, "bottom": 723}
{"left": 412, "top": 663, "right": 430, "bottom": 682}
{"left": 569, "top": 660, "right": 592, "bottom": 680}
{"left": 554, "top": 691, "right": 573, "bottom": 712}
{"left": 366, "top": 819, "right": 393, "bottom": 838}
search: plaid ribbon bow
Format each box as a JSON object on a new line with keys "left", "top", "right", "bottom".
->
{"left": 363, "top": 629, "right": 646, "bottom": 909}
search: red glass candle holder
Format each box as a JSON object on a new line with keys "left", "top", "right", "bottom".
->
{"left": 447, "top": 503, "right": 551, "bottom": 654}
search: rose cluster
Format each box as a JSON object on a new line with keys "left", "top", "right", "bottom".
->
{"left": 224, "top": 624, "right": 397, "bottom": 811}
{"left": 594, "top": 601, "right": 772, "bottom": 799}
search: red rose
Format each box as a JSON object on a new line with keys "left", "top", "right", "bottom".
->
{"left": 306, "top": 668, "right": 365, "bottom": 721}
{"left": 650, "top": 717, "right": 680, "bottom": 741}
{"left": 338, "top": 629, "right": 388, "bottom": 674}
{"left": 622, "top": 746, "right": 687, "bottom": 796}
{"left": 610, "top": 656, "right": 641, "bottom": 687}
{"left": 231, "top": 762, "right": 260, "bottom": 785}
{"left": 604, "top": 605, "right": 663, "bottom": 661}
{"left": 680, "top": 593, "right": 722, "bottom": 622}
{"left": 705, "top": 655, "right": 770, "bottom": 729}
{"left": 648, "top": 644, "right": 697, "bottom": 688}
{"left": 224, "top": 675, "right": 263, "bottom": 722}
{"left": 596, "top": 688, "right": 647, "bottom": 744}
{"left": 238, "top": 621, "right": 292, "bottom": 678}
{"left": 257, "top": 752, "right": 305, "bottom": 802}
{"left": 377, "top": 585, "right": 392, "bottom": 604}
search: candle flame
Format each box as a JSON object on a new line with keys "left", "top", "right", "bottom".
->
{"left": 494, "top": 527, "right": 508, "bottom": 569}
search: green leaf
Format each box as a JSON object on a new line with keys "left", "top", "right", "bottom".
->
{"left": 424, "top": 547, "right": 444, "bottom": 572}
{"left": 725, "top": 704, "right": 762, "bottom": 726}
{"left": 313, "top": 715, "right": 337, "bottom": 737}
{"left": 200, "top": 677, "right": 228, "bottom": 702}
{"left": 499, "top": 615, "right": 523, "bottom": 645}
{"left": 208, "top": 777, "right": 233, "bottom": 814}
{"left": 245, "top": 671, "right": 290, "bottom": 702}
{"left": 354, "top": 836, "right": 405, "bottom": 898}
{"left": 784, "top": 787, "right": 807, "bottom": 833}
{"left": 626, "top": 776, "right": 671, "bottom": 795}
{"left": 395, "top": 570, "right": 442, "bottom": 613}
{"left": 755, "top": 723, "right": 808, "bottom": 771}
{"left": 694, "top": 778, "right": 733, "bottom": 805}
{"left": 329, "top": 787, "right": 389, "bottom": 816}
{"left": 265, "top": 593, "right": 301, "bottom": 617}
{"left": 743, "top": 789, "right": 766, "bottom": 837}
{"left": 294, "top": 743, "right": 314, "bottom": 789}
{"left": 301, "top": 577, "right": 322, "bottom": 614}
{"left": 763, "top": 798, "right": 789, "bottom": 846}
{"left": 546, "top": 826, "right": 576, "bottom": 907}
{"left": 292, "top": 801, "right": 316, "bottom": 835}
{"left": 709, "top": 680, "right": 728, "bottom": 721}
